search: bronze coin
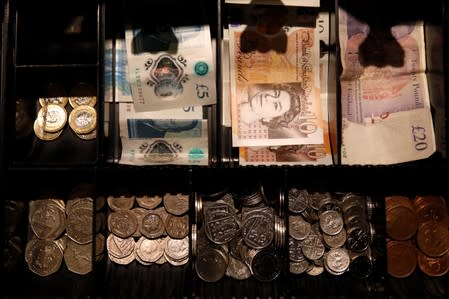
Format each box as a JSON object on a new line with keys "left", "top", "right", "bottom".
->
{"left": 415, "top": 202, "right": 449, "bottom": 227}
{"left": 386, "top": 206, "right": 418, "bottom": 240}
{"left": 417, "top": 222, "right": 449, "bottom": 257}
{"left": 417, "top": 249, "right": 449, "bottom": 277}
{"left": 412, "top": 195, "right": 447, "bottom": 211}
{"left": 386, "top": 239, "right": 417, "bottom": 278}
{"left": 385, "top": 195, "right": 414, "bottom": 212}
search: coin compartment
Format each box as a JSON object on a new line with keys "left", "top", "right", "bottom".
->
{"left": 96, "top": 168, "right": 192, "bottom": 298}
{"left": 3, "top": 181, "right": 98, "bottom": 297}
{"left": 9, "top": 67, "right": 99, "bottom": 165}
{"left": 192, "top": 168, "right": 287, "bottom": 296}
{"left": 14, "top": 0, "right": 98, "bottom": 66}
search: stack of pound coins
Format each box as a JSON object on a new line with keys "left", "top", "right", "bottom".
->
{"left": 34, "top": 99, "right": 68, "bottom": 141}
{"left": 106, "top": 193, "right": 189, "bottom": 266}
{"left": 386, "top": 195, "right": 449, "bottom": 278}
{"left": 67, "top": 82, "right": 97, "bottom": 140}
{"left": 288, "top": 189, "right": 374, "bottom": 277}
{"left": 25, "top": 197, "right": 96, "bottom": 276}
{"left": 193, "top": 184, "right": 285, "bottom": 282}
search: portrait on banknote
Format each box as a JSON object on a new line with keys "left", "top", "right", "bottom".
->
{"left": 125, "top": 24, "right": 216, "bottom": 111}
{"left": 234, "top": 82, "right": 322, "bottom": 145}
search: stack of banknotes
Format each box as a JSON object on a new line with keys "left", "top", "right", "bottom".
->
{"left": 338, "top": 8, "right": 436, "bottom": 164}
{"left": 226, "top": 6, "right": 333, "bottom": 165}
{"left": 104, "top": 23, "right": 216, "bottom": 165}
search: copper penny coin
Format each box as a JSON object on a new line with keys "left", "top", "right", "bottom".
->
{"left": 386, "top": 206, "right": 418, "bottom": 240}
{"left": 417, "top": 249, "right": 449, "bottom": 277}
{"left": 387, "top": 239, "right": 417, "bottom": 278}
{"left": 417, "top": 222, "right": 449, "bottom": 257}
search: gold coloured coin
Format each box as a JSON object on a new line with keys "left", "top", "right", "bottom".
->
{"left": 76, "top": 129, "right": 96, "bottom": 141}
{"left": 39, "top": 97, "right": 69, "bottom": 107}
{"left": 69, "top": 96, "right": 97, "bottom": 108}
{"left": 34, "top": 119, "right": 62, "bottom": 141}
{"left": 37, "top": 104, "right": 67, "bottom": 133}
{"left": 69, "top": 105, "right": 97, "bottom": 134}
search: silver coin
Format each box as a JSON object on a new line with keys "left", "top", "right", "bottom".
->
{"left": 195, "top": 246, "right": 228, "bottom": 282}
{"left": 108, "top": 250, "right": 135, "bottom": 265}
{"left": 106, "top": 234, "right": 135, "bottom": 259}
{"left": 289, "top": 215, "right": 311, "bottom": 241}
{"left": 135, "top": 194, "right": 163, "bottom": 210}
{"left": 205, "top": 213, "right": 240, "bottom": 244}
{"left": 165, "top": 236, "right": 189, "bottom": 262}
{"left": 66, "top": 197, "right": 93, "bottom": 244}
{"left": 108, "top": 210, "right": 138, "bottom": 238}
{"left": 301, "top": 234, "right": 325, "bottom": 261}
{"left": 242, "top": 214, "right": 274, "bottom": 249}
{"left": 25, "top": 238, "right": 63, "bottom": 276}
{"left": 107, "top": 195, "right": 135, "bottom": 211}
{"left": 306, "top": 264, "right": 324, "bottom": 276}
{"left": 163, "top": 193, "right": 189, "bottom": 216}
{"left": 165, "top": 214, "right": 189, "bottom": 239}
{"left": 250, "top": 248, "right": 282, "bottom": 282}
{"left": 288, "top": 188, "right": 309, "bottom": 213}
{"left": 135, "top": 236, "right": 164, "bottom": 263}
{"left": 289, "top": 260, "right": 312, "bottom": 274}
{"left": 324, "top": 248, "right": 350, "bottom": 275}
{"left": 140, "top": 211, "right": 165, "bottom": 239}
{"left": 64, "top": 238, "right": 92, "bottom": 275}
{"left": 288, "top": 237, "right": 306, "bottom": 262}
{"left": 30, "top": 199, "right": 66, "bottom": 240}
{"left": 323, "top": 228, "right": 347, "bottom": 249}
{"left": 319, "top": 210, "right": 344, "bottom": 236}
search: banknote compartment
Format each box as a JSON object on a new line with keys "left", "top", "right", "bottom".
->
{"left": 102, "top": 0, "right": 219, "bottom": 167}
{"left": 13, "top": 0, "right": 99, "bottom": 66}
{"left": 222, "top": 2, "right": 338, "bottom": 167}
{"left": 336, "top": 0, "right": 448, "bottom": 165}
{"left": 7, "top": 67, "right": 100, "bottom": 166}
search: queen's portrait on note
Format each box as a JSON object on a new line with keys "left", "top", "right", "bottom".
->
{"left": 239, "top": 83, "right": 302, "bottom": 127}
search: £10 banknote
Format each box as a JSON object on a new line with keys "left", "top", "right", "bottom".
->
{"left": 229, "top": 11, "right": 322, "bottom": 147}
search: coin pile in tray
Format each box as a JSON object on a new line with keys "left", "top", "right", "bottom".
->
{"left": 386, "top": 195, "right": 449, "bottom": 278}
{"left": 25, "top": 197, "right": 98, "bottom": 276}
{"left": 288, "top": 190, "right": 375, "bottom": 277}
{"left": 106, "top": 193, "right": 189, "bottom": 266}
{"left": 34, "top": 95, "right": 97, "bottom": 141}
{"left": 193, "top": 187, "right": 285, "bottom": 282}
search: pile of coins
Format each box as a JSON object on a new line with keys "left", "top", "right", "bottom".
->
{"left": 193, "top": 186, "right": 285, "bottom": 282}
{"left": 34, "top": 98, "right": 68, "bottom": 141}
{"left": 67, "top": 94, "right": 97, "bottom": 140}
{"left": 106, "top": 193, "right": 189, "bottom": 266}
{"left": 386, "top": 195, "right": 449, "bottom": 278}
{"left": 288, "top": 189, "right": 374, "bottom": 277}
{"left": 25, "top": 197, "right": 96, "bottom": 276}
{"left": 34, "top": 94, "right": 96, "bottom": 141}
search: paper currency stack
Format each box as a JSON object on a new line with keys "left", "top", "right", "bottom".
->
{"left": 105, "top": 22, "right": 216, "bottom": 165}
{"left": 226, "top": 5, "right": 333, "bottom": 165}
{"left": 338, "top": 8, "right": 436, "bottom": 165}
